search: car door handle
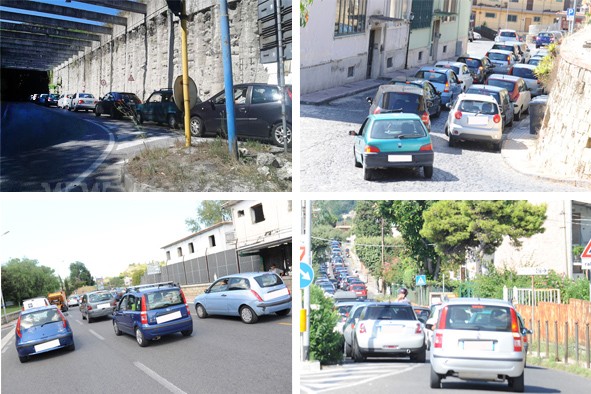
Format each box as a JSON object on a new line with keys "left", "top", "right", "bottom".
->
{"left": 221, "top": 294, "right": 227, "bottom": 297}
{"left": 239, "top": 108, "right": 247, "bottom": 113}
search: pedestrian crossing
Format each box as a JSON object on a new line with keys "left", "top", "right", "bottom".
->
{"left": 300, "top": 362, "right": 421, "bottom": 393}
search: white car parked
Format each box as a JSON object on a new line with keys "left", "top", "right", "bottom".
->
{"left": 509, "top": 64, "right": 545, "bottom": 96}
{"left": 57, "top": 93, "right": 73, "bottom": 109}
{"left": 495, "top": 28, "right": 520, "bottom": 43}
{"left": 446, "top": 93, "right": 504, "bottom": 152}
{"left": 69, "top": 92, "right": 98, "bottom": 112}
{"left": 434, "top": 61, "right": 474, "bottom": 91}
{"left": 486, "top": 74, "right": 532, "bottom": 121}
{"left": 351, "top": 302, "right": 426, "bottom": 362}
{"left": 430, "top": 298, "right": 527, "bottom": 392}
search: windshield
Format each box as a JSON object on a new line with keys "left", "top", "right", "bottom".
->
{"left": 145, "top": 289, "right": 183, "bottom": 310}
{"left": 365, "top": 305, "right": 415, "bottom": 320}
{"left": 89, "top": 293, "right": 112, "bottom": 303}
{"left": 415, "top": 71, "right": 447, "bottom": 84}
{"left": 458, "top": 100, "right": 498, "bottom": 114}
{"left": 461, "top": 58, "right": 481, "bottom": 69}
{"left": 254, "top": 273, "right": 284, "bottom": 288}
{"left": 370, "top": 119, "right": 427, "bottom": 139}
{"left": 20, "top": 309, "right": 61, "bottom": 330}
{"left": 488, "top": 79, "right": 516, "bottom": 92}
{"left": 466, "top": 89, "right": 502, "bottom": 105}
{"left": 511, "top": 67, "right": 536, "bottom": 80}
{"left": 500, "top": 32, "right": 516, "bottom": 38}
{"left": 445, "top": 304, "right": 512, "bottom": 332}
{"left": 382, "top": 92, "right": 421, "bottom": 113}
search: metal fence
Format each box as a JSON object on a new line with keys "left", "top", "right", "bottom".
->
{"left": 504, "top": 286, "right": 561, "bottom": 306}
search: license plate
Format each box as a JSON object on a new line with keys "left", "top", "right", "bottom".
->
{"left": 388, "top": 155, "right": 412, "bottom": 162}
{"left": 463, "top": 340, "right": 493, "bottom": 351}
{"left": 380, "top": 324, "right": 404, "bottom": 334}
{"left": 156, "top": 311, "right": 182, "bottom": 324}
{"left": 265, "top": 288, "right": 289, "bottom": 301}
{"left": 98, "top": 303, "right": 111, "bottom": 309}
{"left": 468, "top": 116, "right": 488, "bottom": 125}
{"left": 34, "top": 339, "right": 60, "bottom": 353}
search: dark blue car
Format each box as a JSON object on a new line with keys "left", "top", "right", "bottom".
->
{"left": 414, "top": 67, "right": 463, "bottom": 108}
{"left": 15, "top": 305, "right": 75, "bottom": 363}
{"left": 112, "top": 282, "right": 193, "bottom": 347}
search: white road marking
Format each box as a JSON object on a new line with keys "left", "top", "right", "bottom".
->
{"left": 116, "top": 136, "right": 170, "bottom": 151}
{"left": 134, "top": 361, "right": 187, "bottom": 394}
{"left": 76, "top": 320, "right": 83, "bottom": 325}
{"left": 1, "top": 330, "right": 15, "bottom": 354}
{"left": 63, "top": 120, "right": 115, "bottom": 192}
{"left": 89, "top": 329, "right": 104, "bottom": 341}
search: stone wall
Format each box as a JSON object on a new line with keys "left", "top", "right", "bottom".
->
{"left": 53, "top": 0, "right": 285, "bottom": 102}
{"left": 533, "top": 25, "right": 591, "bottom": 182}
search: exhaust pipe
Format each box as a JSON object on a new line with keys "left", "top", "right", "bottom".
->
{"left": 406, "top": 349, "right": 411, "bottom": 354}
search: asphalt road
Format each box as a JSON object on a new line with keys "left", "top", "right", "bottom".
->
{"left": 0, "top": 102, "right": 183, "bottom": 191}
{"left": 1, "top": 305, "right": 292, "bottom": 394}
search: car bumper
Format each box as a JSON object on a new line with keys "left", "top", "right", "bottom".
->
{"left": 16, "top": 332, "right": 74, "bottom": 357}
{"left": 73, "top": 104, "right": 95, "bottom": 110}
{"left": 431, "top": 353, "right": 524, "bottom": 379}
{"left": 358, "top": 335, "right": 425, "bottom": 355}
{"left": 449, "top": 124, "right": 502, "bottom": 142}
{"left": 440, "top": 93, "right": 454, "bottom": 105}
{"left": 88, "top": 308, "right": 114, "bottom": 318}
{"left": 141, "top": 316, "right": 193, "bottom": 340}
{"left": 363, "top": 151, "right": 434, "bottom": 170}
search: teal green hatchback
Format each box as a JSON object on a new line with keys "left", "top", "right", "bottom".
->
{"left": 349, "top": 113, "right": 434, "bottom": 181}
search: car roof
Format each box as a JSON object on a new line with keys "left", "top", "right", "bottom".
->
{"left": 457, "top": 93, "right": 497, "bottom": 103}
{"left": 369, "top": 112, "right": 423, "bottom": 121}
{"left": 442, "top": 297, "right": 513, "bottom": 307}
{"left": 512, "top": 64, "right": 536, "bottom": 70}
{"left": 435, "top": 61, "right": 465, "bottom": 67}
{"left": 418, "top": 66, "right": 450, "bottom": 74}
{"left": 21, "top": 305, "right": 59, "bottom": 314}
{"left": 377, "top": 84, "right": 424, "bottom": 95}
{"left": 468, "top": 84, "right": 507, "bottom": 93}
{"left": 217, "top": 271, "right": 278, "bottom": 279}
{"left": 499, "top": 29, "right": 517, "bottom": 33}
{"left": 488, "top": 74, "right": 523, "bottom": 82}
{"left": 487, "top": 49, "right": 513, "bottom": 55}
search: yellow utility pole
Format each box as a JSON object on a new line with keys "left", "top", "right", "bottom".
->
{"left": 180, "top": 1, "right": 191, "bottom": 147}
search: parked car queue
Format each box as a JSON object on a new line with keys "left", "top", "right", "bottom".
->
{"left": 28, "top": 83, "right": 292, "bottom": 147}
{"left": 349, "top": 37, "right": 551, "bottom": 182}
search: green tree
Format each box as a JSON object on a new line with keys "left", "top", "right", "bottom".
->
{"left": 352, "top": 201, "right": 381, "bottom": 237}
{"left": 185, "top": 201, "right": 231, "bottom": 232}
{"left": 131, "top": 267, "right": 146, "bottom": 286}
{"left": 309, "top": 284, "right": 343, "bottom": 364}
{"left": 68, "top": 261, "right": 95, "bottom": 289}
{"left": 1, "top": 258, "right": 61, "bottom": 304}
{"left": 420, "top": 200, "right": 547, "bottom": 274}
{"left": 300, "top": 0, "right": 314, "bottom": 27}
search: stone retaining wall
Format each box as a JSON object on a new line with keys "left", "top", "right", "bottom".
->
{"left": 533, "top": 25, "right": 591, "bottom": 182}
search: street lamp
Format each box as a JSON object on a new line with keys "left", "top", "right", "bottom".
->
{"left": 404, "top": 12, "right": 415, "bottom": 70}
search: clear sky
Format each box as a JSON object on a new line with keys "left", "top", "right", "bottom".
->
{"left": 0, "top": 195, "right": 202, "bottom": 280}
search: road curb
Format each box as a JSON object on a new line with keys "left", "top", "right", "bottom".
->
{"left": 120, "top": 166, "right": 158, "bottom": 192}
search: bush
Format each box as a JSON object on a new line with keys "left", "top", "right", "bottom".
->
{"left": 308, "top": 285, "right": 343, "bottom": 365}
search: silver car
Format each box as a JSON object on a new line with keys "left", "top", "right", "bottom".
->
{"left": 69, "top": 92, "right": 97, "bottom": 112}
{"left": 510, "top": 64, "right": 545, "bottom": 96}
{"left": 79, "top": 290, "right": 116, "bottom": 323}
{"left": 430, "top": 298, "right": 526, "bottom": 392}
{"left": 486, "top": 49, "right": 518, "bottom": 75}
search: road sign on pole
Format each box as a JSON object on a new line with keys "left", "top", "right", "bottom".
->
{"left": 415, "top": 275, "right": 427, "bottom": 286}
{"left": 300, "top": 262, "right": 314, "bottom": 288}
{"left": 567, "top": 8, "right": 575, "bottom": 21}
{"left": 517, "top": 267, "right": 549, "bottom": 275}
{"left": 581, "top": 239, "right": 591, "bottom": 270}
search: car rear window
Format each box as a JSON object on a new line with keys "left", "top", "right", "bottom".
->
{"left": 444, "top": 305, "right": 512, "bottom": 331}
{"left": 493, "top": 45, "right": 513, "bottom": 52}
{"left": 79, "top": 93, "right": 94, "bottom": 98}
{"left": 538, "top": 32, "right": 551, "bottom": 38}
{"left": 382, "top": 92, "right": 421, "bottom": 113}
{"left": 466, "top": 89, "right": 502, "bottom": 105}
{"left": 488, "top": 79, "right": 516, "bottom": 92}
{"left": 89, "top": 293, "right": 112, "bottom": 302}
{"left": 415, "top": 71, "right": 447, "bottom": 84}
{"left": 20, "top": 309, "right": 61, "bottom": 330}
{"left": 501, "top": 31, "right": 516, "bottom": 38}
{"left": 365, "top": 305, "right": 415, "bottom": 320}
{"left": 145, "top": 289, "right": 183, "bottom": 310}
{"left": 253, "top": 273, "right": 284, "bottom": 288}
{"left": 458, "top": 99, "right": 498, "bottom": 114}
{"left": 460, "top": 58, "right": 482, "bottom": 68}
{"left": 487, "top": 52, "right": 510, "bottom": 61}
{"left": 512, "top": 67, "right": 536, "bottom": 80}
{"left": 370, "top": 119, "right": 427, "bottom": 139}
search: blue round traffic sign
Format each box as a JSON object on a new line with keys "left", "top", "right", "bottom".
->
{"left": 300, "top": 262, "right": 314, "bottom": 289}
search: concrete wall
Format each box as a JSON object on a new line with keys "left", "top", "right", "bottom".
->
{"left": 533, "top": 25, "right": 591, "bottom": 181}
{"left": 228, "top": 200, "right": 292, "bottom": 250}
{"left": 53, "top": 0, "right": 284, "bottom": 102}
{"left": 163, "top": 223, "right": 234, "bottom": 265}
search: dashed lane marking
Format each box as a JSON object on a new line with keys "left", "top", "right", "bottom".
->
{"left": 89, "top": 329, "right": 104, "bottom": 341}
{"left": 134, "top": 361, "right": 187, "bottom": 394}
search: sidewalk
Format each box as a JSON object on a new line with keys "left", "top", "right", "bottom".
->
{"left": 302, "top": 71, "right": 591, "bottom": 188}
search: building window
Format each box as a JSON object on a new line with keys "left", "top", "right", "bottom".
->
{"left": 237, "top": 210, "right": 244, "bottom": 217}
{"left": 251, "top": 203, "right": 265, "bottom": 223}
{"left": 177, "top": 247, "right": 183, "bottom": 257}
{"left": 209, "top": 235, "right": 216, "bottom": 247}
{"left": 485, "top": 12, "right": 496, "bottom": 18}
{"left": 418, "top": 51, "right": 423, "bottom": 61}
{"left": 166, "top": 251, "right": 171, "bottom": 260}
{"left": 188, "top": 242, "right": 194, "bottom": 254}
{"left": 411, "top": 0, "right": 434, "bottom": 29}
{"left": 347, "top": 66, "right": 354, "bottom": 77}
{"left": 534, "top": 16, "right": 541, "bottom": 22}
{"left": 387, "top": 57, "right": 393, "bottom": 68}
{"left": 507, "top": 14, "right": 517, "bottom": 22}
{"left": 334, "top": 0, "right": 367, "bottom": 36}
{"left": 442, "top": 0, "right": 457, "bottom": 22}
{"left": 443, "top": 45, "right": 447, "bottom": 53}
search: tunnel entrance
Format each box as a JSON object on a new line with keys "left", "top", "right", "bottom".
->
{"left": 1, "top": 68, "right": 50, "bottom": 102}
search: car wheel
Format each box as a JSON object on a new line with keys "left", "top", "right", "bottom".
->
{"left": 362, "top": 160, "right": 372, "bottom": 181}
{"left": 344, "top": 341, "right": 352, "bottom": 357}
{"left": 514, "top": 108, "right": 521, "bottom": 121}
{"left": 275, "top": 308, "right": 291, "bottom": 316}
{"left": 430, "top": 366, "right": 442, "bottom": 388}
{"left": 509, "top": 371, "right": 525, "bottom": 392}
{"left": 167, "top": 114, "right": 179, "bottom": 129}
{"left": 95, "top": 107, "right": 101, "bottom": 117}
{"left": 195, "top": 303, "right": 208, "bottom": 318}
{"left": 448, "top": 135, "right": 456, "bottom": 147}
{"left": 19, "top": 355, "right": 28, "bottom": 363}
{"left": 81, "top": 312, "right": 86, "bottom": 320}
{"left": 135, "top": 327, "right": 149, "bottom": 347}
{"left": 87, "top": 315, "right": 92, "bottom": 323}
{"left": 67, "top": 106, "right": 71, "bottom": 111}
{"left": 423, "top": 165, "right": 433, "bottom": 179}
{"left": 189, "top": 116, "right": 205, "bottom": 137}
{"left": 113, "top": 321, "right": 122, "bottom": 336}
{"left": 507, "top": 115, "right": 514, "bottom": 127}
{"left": 410, "top": 347, "right": 426, "bottom": 363}
{"left": 494, "top": 141, "right": 502, "bottom": 153}
{"left": 434, "top": 103, "right": 442, "bottom": 118}
{"left": 181, "top": 328, "right": 193, "bottom": 337}
{"left": 271, "top": 122, "right": 292, "bottom": 147}
{"left": 352, "top": 337, "right": 366, "bottom": 362}
{"left": 354, "top": 148, "right": 361, "bottom": 168}
{"left": 239, "top": 305, "right": 259, "bottom": 324}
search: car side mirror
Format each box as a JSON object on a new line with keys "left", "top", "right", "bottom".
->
{"left": 445, "top": 102, "right": 452, "bottom": 109}
{"left": 349, "top": 130, "right": 358, "bottom": 136}
{"left": 366, "top": 97, "right": 372, "bottom": 104}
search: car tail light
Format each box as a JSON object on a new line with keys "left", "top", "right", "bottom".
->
{"left": 364, "top": 145, "right": 380, "bottom": 153}
{"left": 180, "top": 289, "right": 191, "bottom": 316}
{"left": 78, "top": 100, "right": 84, "bottom": 104}
{"left": 506, "top": 56, "right": 511, "bottom": 63}
{"left": 359, "top": 323, "right": 366, "bottom": 334}
{"left": 373, "top": 107, "right": 381, "bottom": 114}
{"left": 87, "top": 305, "right": 93, "bottom": 310}
{"left": 421, "top": 111, "right": 430, "bottom": 125}
{"left": 513, "top": 92, "right": 520, "bottom": 102}
{"left": 454, "top": 111, "right": 462, "bottom": 120}
{"left": 434, "top": 332, "right": 443, "bottom": 348}
{"left": 420, "top": 143, "right": 433, "bottom": 151}
{"left": 15, "top": 315, "right": 22, "bottom": 338}
{"left": 437, "top": 306, "right": 448, "bottom": 329}
{"left": 250, "top": 290, "right": 264, "bottom": 302}
{"left": 444, "top": 82, "right": 450, "bottom": 93}
{"left": 493, "top": 114, "right": 501, "bottom": 123}
{"left": 510, "top": 309, "right": 523, "bottom": 351}
{"left": 415, "top": 323, "right": 423, "bottom": 334}
{"left": 286, "top": 88, "right": 292, "bottom": 100}
{"left": 57, "top": 309, "right": 67, "bottom": 328}
{"left": 140, "top": 295, "right": 148, "bottom": 324}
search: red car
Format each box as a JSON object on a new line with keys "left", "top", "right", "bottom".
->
{"left": 350, "top": 284, "right": 367, "bottom": 299}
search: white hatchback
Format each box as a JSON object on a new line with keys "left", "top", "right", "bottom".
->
{"left": 351, "top": 302, "right": 426, "bottom": 362}
{"left": 429, "top": 298, "right": 526, "bottom": 392}
{"left": 446, "top": 93, "right": 504, "bottom": 152}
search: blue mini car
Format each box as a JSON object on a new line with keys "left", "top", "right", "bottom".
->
{"left": 349, "top": 113, "right": 434, "bottom": 180}
{"left": 15, "top": 305, "right": 75, "bottom": 363}
{"left": 414, "top": 67, "right": 463, "bottom": 108}
{"left": 112, "top": 282, "right": 193, "bottom": 347}
{"left": 194, "top": 272, "right": 292, "bottom": 324}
